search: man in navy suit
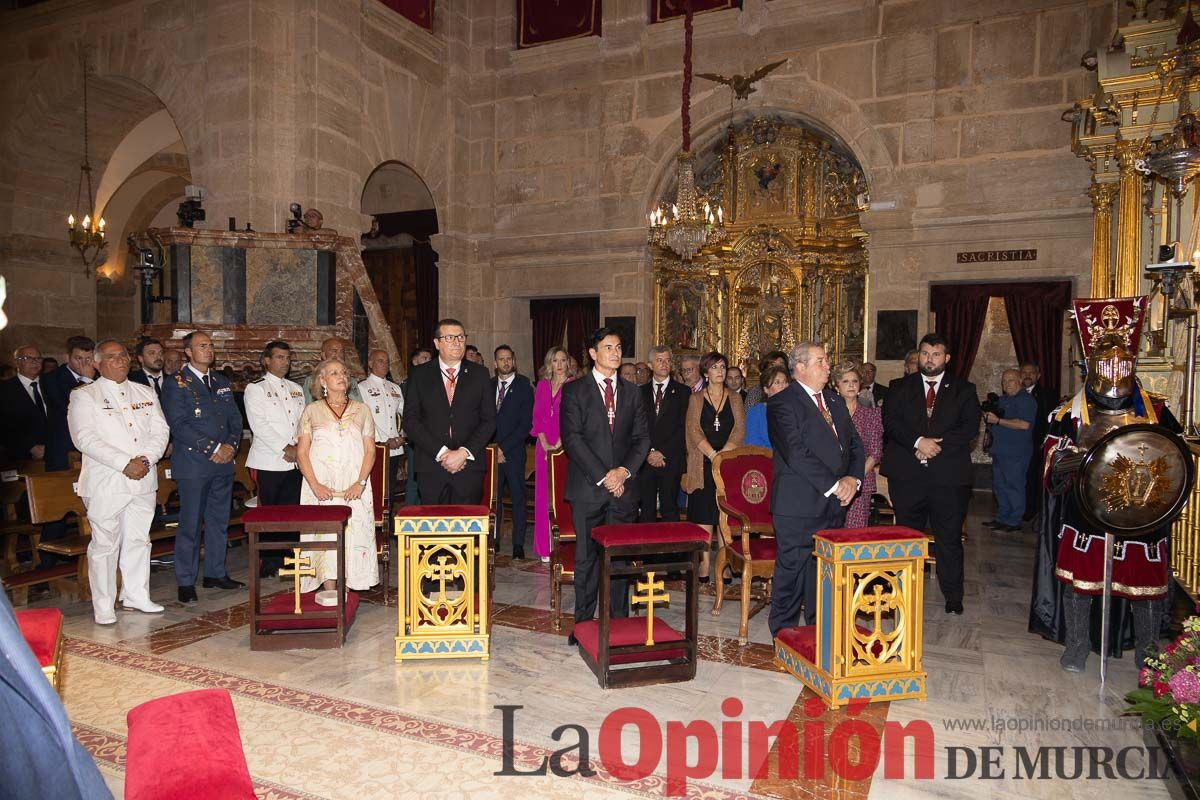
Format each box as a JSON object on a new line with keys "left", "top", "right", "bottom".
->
{"left": 638, "top": 345, "right": 688, "bottom": 522}
{"left": 560, "top": 327, "right": 650, "bottom": 641}
{"left": 403, "top": 319, "right": 496, "bottom": 504}
{"left": 42, "top": 336, "right": 96, "bottom": 472}
{"left": 0, "top": 345, "right": 49, "bottom": 461}
{"left": 490, "top": 345, "right": 534, "bottom": 558}
{"left": 161, "top": 330, "right": 245, "bottom": 603}
{"left": 881, "top": 333, "right": 980, "bottom": 615}
{"left": 767, "top": 341, "right": 864, "bottom": 637}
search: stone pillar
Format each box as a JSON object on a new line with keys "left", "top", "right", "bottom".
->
{"left": 1114, "top": 140, "right": 1148, "bottom": 298}
{"left": 1087, "top": 179, "right": 1118, "bottom": 297}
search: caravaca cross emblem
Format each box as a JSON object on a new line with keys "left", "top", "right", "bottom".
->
{"left": 1100, "top": 443, "right": 1170, "bottom": 512}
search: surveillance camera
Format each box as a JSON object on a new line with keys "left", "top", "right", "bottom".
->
{"left": 185, "top": 185, "right": 206, "bottom": 201}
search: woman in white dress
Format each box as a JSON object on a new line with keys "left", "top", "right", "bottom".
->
{"left": 296, "top": 358, "right": 379, "bottom": 601}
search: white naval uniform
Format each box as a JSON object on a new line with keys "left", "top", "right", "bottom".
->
{"left": 244, "top": 374, "right": 306, "bottom": 471}
{"left": 359, "top": 374, "right": 405, "bottom": 456}
{"left": 67, "top": 377, "right": 170, "bottom": 619}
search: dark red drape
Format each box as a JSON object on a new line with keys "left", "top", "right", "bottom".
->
{"left": 413, "top": 240, "right": 438, "bottom": 348}
{"left": 651, "top": 0, "right": 741, "bottom": 23}
{"left": 375, "top": 0, "right": 433, "bottom": 29}
{"left": 530, "top": 297, "right": 599, "bottom": 376}
{"left": 518, "top": 0, "right": 602, "bottom": 48}
{"left": 929, "top": 281, "right": 1072, "bottom": 396}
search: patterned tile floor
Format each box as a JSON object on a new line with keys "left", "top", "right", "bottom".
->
{"left": 28, "top": 501, "right": 1174, "bottom": 799}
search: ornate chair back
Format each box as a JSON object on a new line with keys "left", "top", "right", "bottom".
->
{"left": 548, "top": 447, "right": 576, "bottom": 630}
{"left": 712, "top": 446, "right": 774, "bottom": 541}
{"left": 370, "top": 443, "right": 392, "bottom": 599}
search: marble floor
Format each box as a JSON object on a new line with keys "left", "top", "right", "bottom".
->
{"left": 31, "top": 496, "right": 1175, "bottom": 799}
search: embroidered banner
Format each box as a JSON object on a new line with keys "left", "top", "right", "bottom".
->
{"left": 376, "top": 0, "right": 433, "bottom": 30}
{"left": 518, "top": 0, "right": 602, "bottom": 48}
{"left": 651, "top": 0, "right": 740, "bottom": 23}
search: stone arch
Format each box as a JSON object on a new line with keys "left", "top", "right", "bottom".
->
{"left": 640, "top": 75, "right": 896, "bottom": 213}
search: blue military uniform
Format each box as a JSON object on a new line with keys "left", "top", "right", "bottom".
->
{"left": 161, "top": 365, "right": 243, "bottom": 588}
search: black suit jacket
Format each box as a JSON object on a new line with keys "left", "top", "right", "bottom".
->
{"left": 640, "top": 379, "right": 689, "bottom": 471}
{"left": 490, "top": 373, "right": 534, "bottom": 460}
{"left": 871, "top": 382, "right": 888, "bottom": 406}
{"left": 42, "top": 365, "right": 88, "bottom": 471}
{"left": 880, "top": 372, "right": 980, "bottom": 486}
{"left": 560, "top": 373, "right": 650, "bottom": 506}
{"left": 404, "top": 359, "right": 496, "bottom": 476}
{"left": 1027, "top": 384, "right": 1057, "bottom": 445}
{"left": 767, "top": 382, "right": 865, "bottom": 520}
{"left": 0, "top": 377, "right": 48, "bottom": 460}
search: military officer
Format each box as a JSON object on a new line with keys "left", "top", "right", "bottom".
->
{"left": 244, "top": 340, "right": 306, "bottom": 576}
{"left": 360, "top": 349, "right": 405, "bottom": 492}
{"left": 302, "top": 337, "right": 362, "bottom": 405}
{"left": 161, "top": 330, "right": 245, "bottom": 603}
{"left": 68, "top": 339, "right": 171, "bottom": 624}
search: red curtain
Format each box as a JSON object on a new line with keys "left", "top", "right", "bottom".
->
{"left": 929, "top": 282, "right": 1072, "bottom": 396}
{"left": 518, "top": 0, "right": 602, "bottom": 48}
{"left": 651, "top": 0, "right": 740, "bottom": 23}
{"left": 530, "top": 297, "right": 599, "bottom": 376}
{"left": 376, "top": 0, "right": 433, "bottom": 29}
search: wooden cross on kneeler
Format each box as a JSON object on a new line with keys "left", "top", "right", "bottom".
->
{"left": 278, "top": 547, "right": 315, "bottom": 614}
{"left": 632, "top": 571, "right": 669, "bottom": 646}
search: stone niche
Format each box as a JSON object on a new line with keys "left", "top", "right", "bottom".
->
{"left": 128, "top": 227, "right": 396, "bottom": 382}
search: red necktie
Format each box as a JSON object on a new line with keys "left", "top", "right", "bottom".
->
{"left": 497, "top": 379, "right": 508, "bottom": 410}
{"left": 444, "top": 367, "right": 457, "bottom": 404}
{"left": 604, "top": 378, "right": 615, "bottom": 431}
{"left": 655, "top": 382, "right": 664, "bottom": 414}
{"left": 926, "top": 380, "right": 936, "bottom": 417}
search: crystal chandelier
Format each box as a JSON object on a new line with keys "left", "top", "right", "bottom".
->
{"left": 66, "top": 56, "right": 106, "bottom": 276}
{"left": 647, "top": 1, "right": 725, "bottom": 262}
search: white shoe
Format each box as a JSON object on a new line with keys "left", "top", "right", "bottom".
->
{"left": 94, "top": 611, "right": 117, "bottom": 625}
{"left": 540, "top": 556, "right": 550, "bottom": 564}
{"left": 120, "top": 600, "right": 165, "bottom": 614}
{"left": 314, "top": 590, "right": 338, "bottom": 607}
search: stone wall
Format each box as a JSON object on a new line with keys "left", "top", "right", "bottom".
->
{"left": 0, "top": 0, "right": 1118, "bottom": 379}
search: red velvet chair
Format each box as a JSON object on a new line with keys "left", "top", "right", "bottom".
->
{"left": 15, "top": 607, "right": 63, "bottom": 693}
{"left": 711, "top": 446, "right": 777, "bottom": 644}
{"left": 548, "top": 448, "right": 575, "bottom": 631}
{"left": 125, "top": 688, "right": 255, "bottom": 800}
{"left": 370, "top": 443, "right": 392, "bottom": 601}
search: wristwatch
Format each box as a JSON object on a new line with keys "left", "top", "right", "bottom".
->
{"left": 358, "top": 478, "right": 369, "bottom": 488}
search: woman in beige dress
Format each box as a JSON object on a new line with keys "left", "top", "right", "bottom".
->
{"left": 296, "top": 358, "right": 379, "bottom": 601}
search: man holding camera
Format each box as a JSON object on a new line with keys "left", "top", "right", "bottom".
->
{"left": 982, "top": 369, "right": 1037, "bottom": 532}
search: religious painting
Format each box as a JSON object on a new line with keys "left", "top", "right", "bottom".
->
{"left": 660, "top": 281, "right": 703, "bottom": 353}
{"left": 518, "top": 0, "right": 601, "bottom": 48}
{"left": 875, "top": 310, "right": 918, "bottom": 360}
{"left": 604, "top": 316, "right": 636, "bottom": 358}
{"left": 732, "top": 260, "right": 798, "bottom": 369}
{"left": 743, "top": 150, "right": 793, "bottom": 218}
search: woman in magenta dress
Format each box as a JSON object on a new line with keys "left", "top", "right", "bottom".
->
{"left": 531, "top": 347, "right": 573, "bottom": 562}
{"left": 833, "top": 361, "right": 883, "bottom": 529}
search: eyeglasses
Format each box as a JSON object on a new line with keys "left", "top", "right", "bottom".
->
{"left": 15, "top": 356, "right": 40, "bottom": 362}
{"left": 438, "top": 334, "right": 467, "bottom": 343}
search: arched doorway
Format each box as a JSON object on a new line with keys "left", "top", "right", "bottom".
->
{"left": 360, "top": 161, "right": 439, "bottom": 369}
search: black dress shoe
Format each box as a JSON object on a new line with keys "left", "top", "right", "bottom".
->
{"left": 259, "top": 563, "right": 278, "bottom": 578}
{"left": 945, "top": 600, "right": 964, "bottom": 615}
{"left": 982, "top": 519, "right": 1001, "bottom": 529}
{"left": 513, "top": 550, "right": 526, "bottom": 561}
{"left": 567, "top": 633, "right": 578, "bottom": 646}
{"left": 202, "top": 576, "right": 245, "bottom": 590}
{"left": 178, "top": 586, "right": 198, "bottom": 603}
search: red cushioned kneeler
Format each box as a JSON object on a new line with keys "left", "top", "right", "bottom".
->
{"left": 257, "top": 591, "right": 361, "bottom": 630}
{"left": 125, "top": 688, "right": 255, "bottom": 800}
{"left": 15, "top": 608, "right": 62, "bottom": 691}
{"left": 579, "top": 522, "right": 708, "bottom": 689}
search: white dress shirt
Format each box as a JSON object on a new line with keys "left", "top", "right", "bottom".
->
{"left": 435, "top": 358, "right": 473, "bottom": 462}
{"left": 360, "top": 373, "right": 405, "bottom": 456}
{"left": 591, "top": 368, "right": 629, "bottom": 484}
{"left": 17, "top": 374, "right": 42, "bottom": 406}
{"left": 68, "top": 377, "right": 170, "bottom": 497}
{"left": 914, "top": 371, "right": 945, "bottom": 450}
{"left": 244, "top": 373, "right": 305, "bottom": 471}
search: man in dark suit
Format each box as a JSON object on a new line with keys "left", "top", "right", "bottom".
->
{"left": 1019, "top": 361, "right": 1057, "bottom": 524}
{"left": 861, "top": 362, "right": 887, "bottom": 407}
{"left": 0, "top": 345, "right": 48, "bottom": 461}
{"left": 42, "top": 336, "right": 96, "bottom": 471}
{"left": 881, "top": 333, "right": 981, "bottom": 615}
{"left": 638, "top": 345, "right": 688, "bottom": 522}
{"left": 403, "top": 319, "right": 497, "bottom": 504}
{"left": 560, "top": 327, "right": 650, "bottom": 641}
{"left": 129, "top": 338, "right": 167, "bottom": 400}
{"left": 767, "top": 341, "right": 864, "bottom": 637}
{"left": 161, "top": 330, "right": 245, "bottom": 603}
{"left": 490, "top": 345, "right": 534, "bottom": 558}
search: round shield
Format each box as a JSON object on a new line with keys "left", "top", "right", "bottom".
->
{"left": 1074, "top": 423, "right": 1195, "bottom": 537}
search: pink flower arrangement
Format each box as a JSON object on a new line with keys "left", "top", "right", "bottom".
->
{"left": 1127, "top": 614, "right": 1200, "bottom": 740}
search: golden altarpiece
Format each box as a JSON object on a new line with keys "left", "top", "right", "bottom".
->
{"left": 652, "top": 117, "right": 868, "bottom": 373}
